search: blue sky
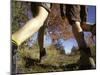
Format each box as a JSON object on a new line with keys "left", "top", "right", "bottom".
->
{"left": 59, "top": 38, "right": 78, "bottom": 54}
{"left": 87, "top": 6, "right": 96, "bottom": 24}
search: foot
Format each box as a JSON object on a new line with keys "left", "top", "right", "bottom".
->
{"left": 78, "top": 47, "right": 96, "bottom": 70}
{"left": 89, "top": 57, "right": 96, "bottom": 69}
{"left": 78, "top": 57, "right": 95, "bottom": 70}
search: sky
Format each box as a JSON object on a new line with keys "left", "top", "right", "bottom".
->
{"left": 87, "top": 6, "right": 96, "bottom": 24}
{"left": 57, "top": 38, "right": 78, "bottom": 54}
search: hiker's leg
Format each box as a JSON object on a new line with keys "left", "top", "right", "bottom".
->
{"left": 11, "top": 3, "right": 51, "bottom": 74}
{"left": 68, "top": 5, "right": 95, "bottom": 69}
{"left": 72, "top": 21, "right": 95, "bottom": 69}
{"left": 38, "top": 25, "right": 46, "bottom": 60}
{"left": 72, "top": 21, "right": 89, "bottom": 52}
{"left": 12, "top": 6, "right": 49, "bottom": 46}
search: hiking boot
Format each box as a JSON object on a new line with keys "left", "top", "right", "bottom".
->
{"left": 89, "top": 57, "right": 96, "bottom": 69}
{"left": 78, "top": 56, "right": 95, "bottom": 70}
{"left": 78, "top": 48, "right": 96, "bottom": 70}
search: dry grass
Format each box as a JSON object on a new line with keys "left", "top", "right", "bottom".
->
{"left": 16, "top": 44, "right": 96, "bottom": 74}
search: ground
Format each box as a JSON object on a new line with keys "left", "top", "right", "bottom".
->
{"left": 16, "top": 43, "right": 96, "bottom": 74}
